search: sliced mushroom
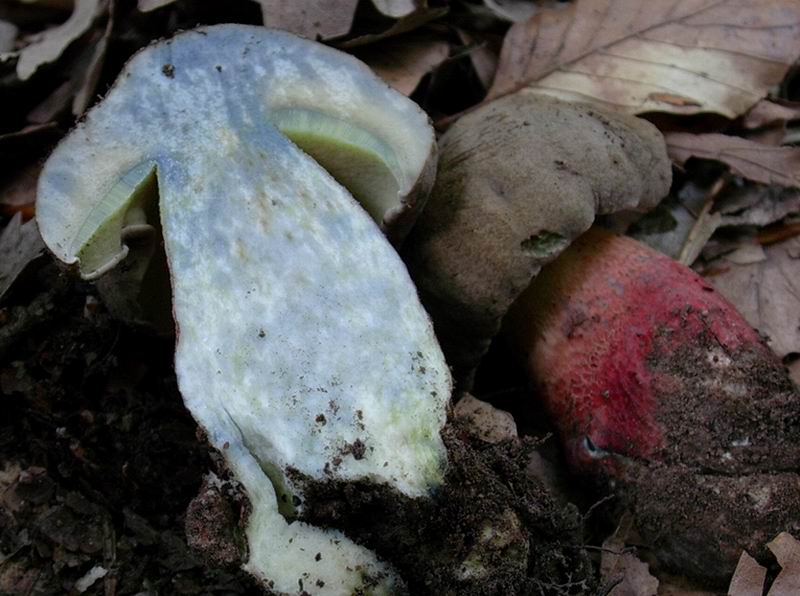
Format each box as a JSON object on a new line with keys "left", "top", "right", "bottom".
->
{"left": 36, "top": 25, "right": 448, "bottom": 594}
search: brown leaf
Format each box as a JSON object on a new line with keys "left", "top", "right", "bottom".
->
{"left": 0, "top": 20, "right": 17, "bottom": 53}
{"left": 600, "top": 514, "right": 659, "bottom": 596}
{"left": 339, "top": 6, "right": 447, "bottom": 48}
{"left": 456, "top": 29, "right": 500, "bottom": 91}
{"left": 705, "top": 236, "right": 800, "bottom": 361}
{"left": 71, "top": 0, "right": 113, "bottom": 116}
{"left": 0, "top": 213, "right": 46, "bottom": 301}
{"left": 727, "top": 551, "right": 767, "bottom": 596}
{"left": 768, "top": 533, "right": 800, "bottom": 595}
{"left": 137, "top": 0, "right": 177, "bottom": 11}
{"left": 370, "top": 0, "right": 418, "bottom": 19}
{"left": 452, "top": 393, "right": 517, "bottom": 443}
{"left": 666, "top": 133, "right": 800, "bottom": 188}
{"left": 16, "top": 0, "right": 105, "bottom": 81}
{"left": 743, "top": 100, "right": 800, "bottom": 130}
{"left": 488, "top": 0, "right": 800, "bottom": 118}
{"left": 357, "top": 33, "right": 449, "bottom": 95}
{"left": 259, "top": 0, "right": 358, "bottom": 41}
{"left": 0, "top": 161, "right": 41, "bottom": 219}
{"left": 482, "top": 0, "right": 544, "bottom": 23}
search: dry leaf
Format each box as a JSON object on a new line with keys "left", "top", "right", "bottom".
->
{"left": 357, "top": 34, "right": 448, "bottom": 95}
{"left": 339, "top": 7, "right": 447, "bottom": 48}
{"left": 137, "top": 0, "right": 177, "bottom": 11}
{"left": 453, "top": 393, "right": 517, "bottom": 443}
{"left": 766, "top": 532, "right": 800, "bottom": 595}
{"left": 666, "top": 133, "right": 800, "bottom": 188}
{"left": 0, "top": 20, "right": 17, "bottom": 53}
{"left": 259, "top": 0, "right": 358, "bottom": 40}
{"left": 71, "top": 0, "right": 113, "bottom": 115}
{"left": 600, "top": 513, "right": 659, "bottom": 596}
{"left": 705, "top": 236, "right": 800, "bottom": 361}
{"left": 728, "top": 551, "right": 767, "bottom": 596}
{"left": 0, "top": 123, "right": 60, "bottom": 160}
{"left": 0, "top": 213, "right": 46, "bottom": 301}
{"left": 489, "top": 0, "right": 800, "bottom": 118}
{"left": 483, "top": 0, "right": 542, "bottom": 23}
{"left": 371, "top": 0, "right": 418, "bottom": 19}
{"left": 718, "top": 186, "right": 800, "bottom": 228}
{"left": 0, "top": 161, "right": 41, "bottom": 219}
{"left": 456, "top": 29, "right": 500, "bottom": 90}
{"left": 16, "top": 0, "right": 105, "bottom": 81}
{"left": 743, "top": 100, "right": 800, "bottom": 130}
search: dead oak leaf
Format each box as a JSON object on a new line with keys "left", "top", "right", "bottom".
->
{"left": 356, "top": 33, "right": 449, "bottom": 96}
{"left": 728, "top": 533, "right": 800, "bottom": 595}
{"left": 599, "top": 513, "right": 659, "bottom": 596}
{"left": 488, "top": 0, "right": 800, "bottom": 118}
{"left": 371, "top": 0, "right": 418, "bottom": 19}
{"left": 705, "top": 236, "right": 800, "bottom": 363}
{"left": 666, "top": 133, "right": 800, "bottom": 188}
{"left": 258, "top": 0, "right": 359, "bottom": 41}
{"left": 743, "top": 99, "right": 800, "bottom": 131}
{"left": 728, "top": 551, "right": 767, "bottom": 596}
{"left": 767, "top": 532, "right": 800, "bottom": 594}
{"left": 0, "top": 213, "right": 46, "bottom": 302}
{"left": 16, "top": 0, "right": 105, "bottom": 81}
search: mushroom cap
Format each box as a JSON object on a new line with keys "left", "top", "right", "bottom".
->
{"left": 38, "top": 26, "right": 436, "bottom": 279}
{"left": 36, "top": 25, "right": 449, "bottom": 595}
{"left": 404, "top": 91, "right": 672, "bottom": 386}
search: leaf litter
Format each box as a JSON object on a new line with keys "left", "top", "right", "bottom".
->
{"left": 2, "top": 0, "right": 800, "bottom": 593}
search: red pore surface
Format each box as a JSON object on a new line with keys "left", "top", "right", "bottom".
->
{"left": 507, "top": 228, "right": 767, "bottom": 473}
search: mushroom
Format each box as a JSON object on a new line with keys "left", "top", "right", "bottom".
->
{"left": 36, "top": 25, "right": 449, "bottom": 595}
{"left": 403, "top": 91, "right": 672, "bottom": 387}
{"left": 505, "top": 228, "right": 800, "bottom": 585}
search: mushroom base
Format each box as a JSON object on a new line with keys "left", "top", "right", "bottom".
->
{"left": 287, "top": 423, "right": 594, "bottom": 595}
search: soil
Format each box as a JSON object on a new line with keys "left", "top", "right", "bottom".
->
{"left": 1, "top": 260, "right": 594, "bottom": 595}
{"left": 294, "top": 425, "right": 594, "bottom": 596}
{"left": 0, "top": 262, "right": 262, "bottom": 595}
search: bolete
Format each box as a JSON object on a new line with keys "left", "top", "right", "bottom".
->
{"left": 36, "top": 25, "right": 448, "bottom": 594}
{"left": 403, "top": 91, "right": 672, "bottom": 387}
{"left": 35, "top": 25, "right": 592, "bottom": 595}
{"left": 506, "top": 228, "right": 800, "bottom": 585}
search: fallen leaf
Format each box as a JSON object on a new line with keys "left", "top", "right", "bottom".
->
{"left": 482, "top": 0, "right": 542, "bottom": 23}
{"left": 0, "top": 161, "right": 41, "bottom": 219}
{"left": 768, "top": 533, "right": 800, "bottom": 595}
{"left": 0, "top": 20, "right": 17, "bottom": 53}
{"left": 488, "top": 0, "right": 800, "bottom": 118}
{"left": 0, "top": 123, "right": 60, "bottom": 160}
{"left": 705, "top": 236, "right": 800, "bottom": 361}
{"left": 258, "top": 0, "right": 358, "bottom": 40}
{"left": 718, "top": 186, "right": 800, "bottom": 228}
{"left": 72, "top": 0, "right": 113, "bottom": 115}
{"left": 743, "top": 100, "right": 800, "bottom": 130}
{"left": 137, "top": 0, "right": 177, "bottom": 11}
{"left": 456, "top": 28, "right": 500, "bottom": 90}
{"left": 357, "top": 33, "right": 449, "bottom": 95}
{"left": 16, "top": 0, "right": 105, "bottom": 81}
{"left": 600, "top": 513, "right": 659, "bottom": 596}
{"left": 666, "top": 133, "right": 800, "bottom": 188}
{"left": 0, "top": 213, "right": 46, "bottom": 301}
{"left": 339, "top": 6, "right": 447, "bottom": 48}
{"left": 727, "top": 551, "right": 767, "bottom": 596}
{"left": 453, "top": 393, "right": 517, "bottom": 443}
{"left": 370, "top": 0, "right": 418, "bottom": 19}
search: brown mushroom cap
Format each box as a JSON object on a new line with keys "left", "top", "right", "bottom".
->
{"left": 404, "top": 91, "right": 672, "bottom": 386}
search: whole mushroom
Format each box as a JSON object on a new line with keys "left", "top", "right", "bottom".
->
{"left": 403, "top": 90, "right": 672, "bottom": 388}
{"left": 404, "top": 91, "right": 800, "bottom": 586}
